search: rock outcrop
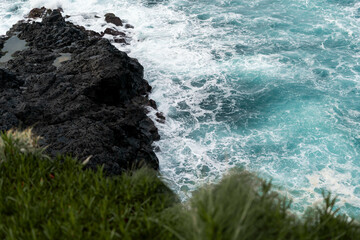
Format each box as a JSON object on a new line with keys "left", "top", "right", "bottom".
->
{"left": 0, "top": 9, "right": 161, "bottom": 174}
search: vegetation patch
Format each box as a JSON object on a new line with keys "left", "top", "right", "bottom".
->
{"left": 0, "top": 129, "right": 359, "bottom": 239}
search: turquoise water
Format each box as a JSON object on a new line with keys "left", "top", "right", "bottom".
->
{"left": 2, "top": 0, "right": 360, "bottom": 216}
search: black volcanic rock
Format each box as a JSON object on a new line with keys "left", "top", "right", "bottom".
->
{"left": 0, "top": 9, "right": 160, "bottom": 174}
{"left": 104, "top": 13, "right": 123, "bottom": 27}
{"left": 27, "top": 7, "right": 47, "bottom": 19}
{"left": 125, "top": 24, "right": 134, "bottom": 29}
{"left": 103, "top": 28, "right": 126, "bottom": 37}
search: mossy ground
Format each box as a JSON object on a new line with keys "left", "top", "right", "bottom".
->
{"left": 0, "top": 129, "right": 359, "bottom": 239}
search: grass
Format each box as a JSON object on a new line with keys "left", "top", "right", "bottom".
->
{"left": 0, "top": 128, "right": 360, "bottom": 239}
{"left": 0, "top": 129, "right": 178, "bottom": 239}
{"left": 179, "top": 170, "right": 360, "bottom": 240}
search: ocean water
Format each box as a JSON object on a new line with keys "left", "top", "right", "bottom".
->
{"left": 2, "top": 0, "right": 360, "bottom": 217}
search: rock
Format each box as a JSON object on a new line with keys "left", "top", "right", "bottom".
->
{"left": 28, "top": 7, "right": 47, "bottom": 19}
{"left": 125, "top": 24, "right": 134, "bottom": 29}
{"left": 104, "top": 13, "right": 123, "bottom": 26}
{"left": 149, "top": 99, "right": 157, "bottom": 110}
{"left": 0, "top": 38, "right": 5, "bottom": 57}
{"left": 43, "top": 9, "right": 65, "bottom": 24}
{"left": 0, "top": 9, "right": 160, "bottom": 174}
{"left": 103, "top": 28, "right": 126, "bottom": 37}
{"left": 156, "top": 112, "right": 166, "bottom": 124}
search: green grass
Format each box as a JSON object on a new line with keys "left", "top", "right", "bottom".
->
{"left": 0, "top": 129, "right": 360, "bottom": 239}
{"left": 0, "top": 129, "right": 178, "bottom": 239}
{"left": 179, "top": 170, "right": 360, "bottom": 240}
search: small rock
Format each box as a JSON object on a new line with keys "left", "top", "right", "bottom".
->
{"left": 43, "top": 9, "right": 64, "bottom": 23}
{"left": 149, "top": 99, "right": 157, "bottom": 110}
{"left": 125, "top": 24, "right": 134, "bottom": 29}
{"left": 104, "top": 13, "right": 123, "bottom": 26}
{"left": 28, "top": 7, "right": 46, "bottom": 19}
{"left": 103, "top": 28, "right": 126, "bottom": 37}
{"left": 156, "top": 112, "right": 166, "bottom": 124}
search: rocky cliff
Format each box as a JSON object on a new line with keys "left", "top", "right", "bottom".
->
{"left": 0, "top": 9, "right": 162, "bottom": 174}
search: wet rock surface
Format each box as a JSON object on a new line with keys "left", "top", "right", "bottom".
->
{"left": 103, "top": 28, "right": 126, "bottom": 37}
{"left": 0, "top": 9, "right": 160, "bottom": 174}
{"left": 104, "top": 13, "right": 123, "bottom": 26}
{"left": 27, "top": 7, "right": 47, "bottom": 19}
{"left": 125, "top": 24, "right": 134, "bottom": 29}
